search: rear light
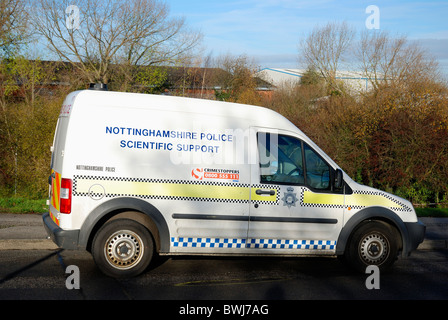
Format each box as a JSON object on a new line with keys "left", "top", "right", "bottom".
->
{"left": 60, "top": 178, "right": 72, "bottom": 214}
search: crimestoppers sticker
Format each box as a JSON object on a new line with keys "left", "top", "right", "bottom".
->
{"left": 191, "top": 168, "right": 240, "bottom": 182}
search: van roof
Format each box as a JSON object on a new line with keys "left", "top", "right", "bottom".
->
{"left": 71, "top": 90, "right": 300, "bottom": 133}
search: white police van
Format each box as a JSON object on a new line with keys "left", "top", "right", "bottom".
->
{"left": 44, "top": 85, "right": 425, "bottom": 278}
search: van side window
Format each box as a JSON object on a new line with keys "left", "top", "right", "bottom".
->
{"left": 304, "top": 144, "right": 330, "bottom": 190}
{"left": 258, "top": 133, "right": 331, "bottom": 190}
{"left": 258, "top": 133, "right": 304, "bottom": 185}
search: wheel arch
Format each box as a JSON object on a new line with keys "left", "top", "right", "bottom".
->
{"left": 336, "top": 206, "right": 408, "bottom": 257}
{"left": 78, "top": 197, "right": 170, "bottom": 254}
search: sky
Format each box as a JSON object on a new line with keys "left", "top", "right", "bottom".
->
{"left": 166, "top": 0, "right": 448, "bottom": 76}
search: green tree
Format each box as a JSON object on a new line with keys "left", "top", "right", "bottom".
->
{"left": 300, "top": 66, "right": 323, "bottom": 86}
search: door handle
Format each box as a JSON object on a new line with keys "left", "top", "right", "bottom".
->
{"left": 255, "top": 189, "right": 275, "bottom": 195}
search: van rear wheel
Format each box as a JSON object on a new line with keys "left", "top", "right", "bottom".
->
{"left": 92, "top": 219, "right": 154, "bottom": 278}
{"left": 344, "top": 221, "right": 399, "bottom": 273}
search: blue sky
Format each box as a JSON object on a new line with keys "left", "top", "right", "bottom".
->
{"left": 167, "top": 0, "right": 448, "bottom": 74}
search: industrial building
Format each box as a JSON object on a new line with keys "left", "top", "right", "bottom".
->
{"left": 256, "top": 68, "right": 375, "bottom": 93}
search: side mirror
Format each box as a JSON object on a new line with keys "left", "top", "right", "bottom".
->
{"left": 334, "top": 169, "right": 343, "bottom": 189}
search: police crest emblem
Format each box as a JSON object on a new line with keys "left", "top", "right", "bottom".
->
{"left": 282, "top": 187, "right": 298, "bottom": 208}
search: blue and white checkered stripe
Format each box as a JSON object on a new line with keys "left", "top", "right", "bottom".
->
{"left": 171, "top": 237, "right": 247, "bottom": 248}
{"left": 171, "top": 237, "right": 336, "bottom": 250}
{"left": 247, "top": 238, "right": 336, "bottom": 249}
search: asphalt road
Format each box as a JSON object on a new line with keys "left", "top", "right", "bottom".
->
{"left": 0, "top": 248, "right": 447, "bottom": 301}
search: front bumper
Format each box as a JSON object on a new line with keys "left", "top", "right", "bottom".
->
{"left": 42, "top": 212, "right": 80, "bottom": 250}
{"left": 404, "top": 219, "right": 426, "bottom": 253}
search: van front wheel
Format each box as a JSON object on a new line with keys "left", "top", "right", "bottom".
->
{"left": 92, "top": 219, "right": 154, "bottom": 278}
{"left": 344, "top": 221, "right": 399, "bottom": 273}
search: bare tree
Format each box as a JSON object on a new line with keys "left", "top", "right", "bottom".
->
{"left": 300, "top": 21, "right": 355, "bottom": 93}
{"left": 200, "top": 51, "right": 214, "bottom": 98}
{"left": 0, "top": 0, "right": 30, "bottom": 55}
{"left": 357, "top": 30, "right": 439, "bottom": 91}
{"left": 31, "top": 0, "right": 203, "bottom": 84}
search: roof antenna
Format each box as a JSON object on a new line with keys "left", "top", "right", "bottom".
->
{"left": 89, "top": 83, "right": 108, "bottom": 91}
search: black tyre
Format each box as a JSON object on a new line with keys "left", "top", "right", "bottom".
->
{"left": 344, "top": 220, "right": 399, "bottom": 273}
{"left": 92, "top": 218, "right": 154, "bottom": 278}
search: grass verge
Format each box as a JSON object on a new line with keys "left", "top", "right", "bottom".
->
{"left": 415, "top": 207, "right": 448, "bottom": 218}
{"left": 0, "top": 198, "right": 48, "bottom": 214}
